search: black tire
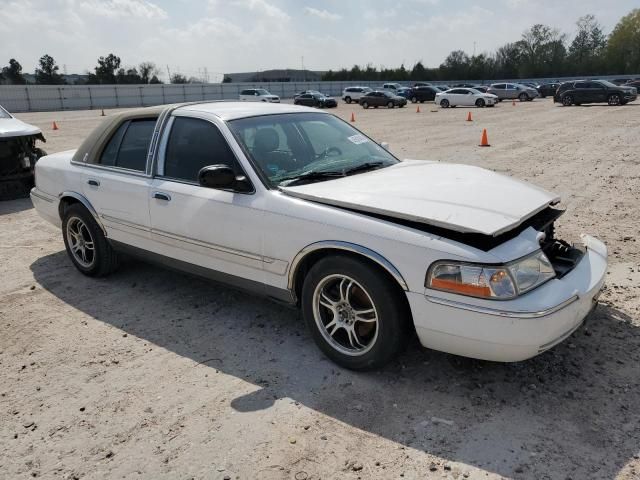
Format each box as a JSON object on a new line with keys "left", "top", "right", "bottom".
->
{"left": 301, "top": 255, "right": 408, "bottom": 370}
{"left": 440, "top": 99, "right": 450, "bottom": 108}
{"left": 562, "top": 95, "right": 573, "bottom": 106}
{"left": 387, "top": 101, "right": 394, "bottom": 109}
{"left": 518, "top": 92, "right": 528, "bottom": 102}
{"left": 475, "top": 98, "right": 485, "bottom": 108}
{"left": 345, "top": 97, "right": 352, "bottom": 104}
{"left": 411, "top": 96, "right": 418, "bottom": 103}
{"left": 608, "top": 94, "right": 621, "bottom": 106}
{"left": 62, "top": 203, "right": 118, "bottom": 277}
{"left": 362, "top": 101, "right": 369, "bottom": 109}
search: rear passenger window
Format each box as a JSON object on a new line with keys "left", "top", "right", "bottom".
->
{"left": 161, "top": 117, "right": 241, "bottom": 183}
{"left": 99, "top": 118, "right": 156, "bottom": 171}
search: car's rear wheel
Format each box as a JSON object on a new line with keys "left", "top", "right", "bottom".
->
{"left": 518, "top": 92, "right": 528, "bottom": 102}
{"left": 562, "top": 95, "right": 573, "bottom": 106}
{"left": 608, "top": 94, "right": 621, "bottom": 106}
{"left": 362, "top": 101, "right": 369, "bottom": 109}
{"left": 411, "top": 96, "right": 418, "bottom": 103}
{"left": 387, "top": 101, "right": 394, "bottom": 108}
{"left": 302, "top": 255, "right": 408, "bottom": 370}
{"left": 440, "top": 99, "right": 450, "bottom": 108}
{"left": 475, "top": 98, "right": 485, "bottom": 107}
{"left": 62, "top": 203, "right": 119, "bottom": 277}
{"left": 345, "top": 96, "right": 352, "bottom": 104}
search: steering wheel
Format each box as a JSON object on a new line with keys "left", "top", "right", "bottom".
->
{"left": 316, "top": 146, "right": 342, "bottom": 160}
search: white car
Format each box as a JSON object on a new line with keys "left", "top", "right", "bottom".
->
{"left": 342, "top": 86, "right": 373, "bottom": 104}
{"left": 1, "top": 104, "right": 46, "bottom": 199}
{"left": 30, "top": 102, "right": 607, "bottom": 370}
{"left": 436, "top": 88, "right": 498, "bottom": 108}
{"left": 382, "top": 83, "right": 404, "bottom": 93}
{"left": 239, "top": 88, "right": 280, "bottom": 103}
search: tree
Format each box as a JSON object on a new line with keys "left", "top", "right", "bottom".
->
{"left": 138, "top": 62, "right": 159, "bottom": 84}
{"left": 494, "top": 43, "right": 521, "bottom": 78}
{"left": 149, "top": 75, "right": 162, "bottom": 84}
{"left": 517, "top": 24, "right": 567, "bottom": 77}
{"left": 1, "top": 59, "right": 27, "bottom": 84}
{"left": 35, "top": 54, "right": 65, "bottom": 84}
{"left": 170, "top": 73, "right": 188, "bottom": 84}
{"left": 606, "top": 8, "right": 640, "bottom": 74}
{"left": 115, "top": 67, "right": 142, "bottom": 84}
{"left": 568, "top": 15, "right": 607, "bottom": 75}
{"left": 94, "top": 53, "right": 121, "bottom": 84}
{"left": 439, "top": 50, "right": 470, "bottom": 79}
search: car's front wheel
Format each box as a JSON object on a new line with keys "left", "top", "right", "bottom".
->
{"left": 440, "top": 99, "right": 450, "bottom": 108}
{"left": 411, "top": 96, "right": 418, "bottom": 103}
{"left": 345, "top": 96, "right": 352, "bottom": 104}
{"left": 62, "top": 203, "right": 118, "bottom": 277}
{"left": 608, "top": 94, "right": 621, "bottom": 106}
{"left": 475, "top": 98, "right": 485, "bottom": 107}
{"left": 518, "top": 92, "right": 528, "bottom": 102}
{"left": 387, "top": 101, "right": 394, "bottom": 108}
{"left": 302, "top": 255, "right": 408, "bottom": 370}
{"left": 362, "top": 101, "right": 369, "bottom": 109}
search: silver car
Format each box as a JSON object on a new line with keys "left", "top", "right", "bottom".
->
{"left": 487, "top": 83, "right": 539, "bottom": 102}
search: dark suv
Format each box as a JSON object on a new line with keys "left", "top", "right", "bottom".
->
{"left": 554, "top": 80, "right": 637, "bottom": 106}
{"left": 407, "top": 86, "right": 439, "bottom": 103}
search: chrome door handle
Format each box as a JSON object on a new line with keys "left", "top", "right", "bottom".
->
{"left": 87, "top": 179, "right": 100, "bottom": 187}
{"left": 152, "top": 192, "right": 171, "bottom": 201}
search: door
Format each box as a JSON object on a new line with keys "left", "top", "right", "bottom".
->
{"left": 82, "top": 117, "right": 156, "bottom": 249}
{"left": 573, "top": 82, "right": 589, "bottom": 103}
{"left": 506, "top": 84, "right": 518, "bottom": 99}
{"left": 588, "top": 82, "right": 607, "bottom": 103}
{"left": 148, "top": 115, "right": 266, "bottom": 285}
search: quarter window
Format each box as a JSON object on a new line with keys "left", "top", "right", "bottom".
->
{"left": 161, "top": 117, "right": 241, "bottom": 183}
{"left": 98, "top": 118, "right": 156, "bottom": 171}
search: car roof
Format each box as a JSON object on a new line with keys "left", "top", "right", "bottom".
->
{"left": 178, "top": 101, "right": 320, "bottom": 120}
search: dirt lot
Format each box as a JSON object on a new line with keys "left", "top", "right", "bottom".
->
{"left": 1, "top": 99, "right": 639, "bottom": 480}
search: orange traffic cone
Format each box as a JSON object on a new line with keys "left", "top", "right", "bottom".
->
{"left": 101, "top": 109, "right": 105, "bottom": 116}
{"left": 479, "top": 129, "right": 490, "bottom": 147}
{"left": 512, "top": 99, "right": 516, "bottom": 106}
{"left": 52, "top": 121, "right": 59, "bottom": 130}
{"left": 350, "top": 112, "right": 355, "bottom": 122}
{"left": 466, "top": 111, "right": 472, "bottom": 122}
{"left": 416, "top": 105, "right": 421, "bottom": 113}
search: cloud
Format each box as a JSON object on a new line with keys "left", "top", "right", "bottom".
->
{"left": 232, "top": 0, "right": 290, "bottom": 20}
{"left": 78, "top": 0, "right": 168, "bottom": 20}
{"left": 304, "top": 7, "right": 342, "bottom": 21}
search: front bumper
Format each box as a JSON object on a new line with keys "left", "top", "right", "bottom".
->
{"left": 408, "top": 234, "right": 608, "bottom": 362}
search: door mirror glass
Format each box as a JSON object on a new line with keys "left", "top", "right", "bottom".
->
{"left": 198, "top": 164, "right": 237, "bottom": 189}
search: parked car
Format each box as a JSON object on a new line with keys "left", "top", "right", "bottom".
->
{"left": 436, "top": 88, "right": 498, "bottom": 108}
{"left": 611, "top": 78, "right": 631, "bottom": 85}
{"left": 294, "top": 90, "right": 323, "bottom": 98}
{"left": 342, "top": 86, "right": 373, "bottom": 104}
{"left": 30, "top": 101, "right": 607, "bottom": 370}
{"left": 239, "top": 89, "right": 280, "bottom": 102}
{"left": 407, "top": 86, "right": 439, "bottom": 103}
{"left": 0, "top": 104, "right": 47, "bottom": 200}
{"left": 396, "top": 87, "right": 413, "bottom": 99}
{"left": 487, "top": 83, "right": 539, "bottom": 101}
{"left": 382, "top": 83, "right": 404, "bottom": 93}
{"left": 472, "top": 86, "right": 489, "bottom": 94}
{"left": 294, "top": 93, "right": 337, "bottom": 108}
{"left": 359, "top": 91, "right": 407, "bottom": 109}
{"left": 536, "top": 82, "right": 560, "bottom": 98}
{"left": 413, "top": 82, "right": 432, "bottom": 87}
{"left": 452, "top": 83, "right": 477, "bottom": 88}
{"left": 554, "top": 80, "right": 637, "bottom": 106}
{"left": 622, "top": 79, "right": 640, "bottom": 89}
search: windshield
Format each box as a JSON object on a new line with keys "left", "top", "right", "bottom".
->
{"left": 228, "top": 112, "right": 399, "bottom": 188}
{"left": 256, "top": 89, "right": 270, "bottom": 95}
{"left": 0, "top": 105, "right": 11, "bottom": 119}
{"left": 467, "top": 88, "right": 482, "bottom": 95}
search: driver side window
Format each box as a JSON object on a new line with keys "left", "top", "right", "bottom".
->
{"left": 160, "top": 117, "right": 242, "bottom": 183}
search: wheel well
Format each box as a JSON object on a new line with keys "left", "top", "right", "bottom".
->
{"left": 58, "top": 196, "right": 81, "bottom": 219}
{"left": 292, "top": 248, "right": 408, "bottom": 306}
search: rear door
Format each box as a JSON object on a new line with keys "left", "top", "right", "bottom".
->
{"left": 81, "top": 117, "right": 156, "bottom": 248}
{"left": 572, "top": 82, "right": 589, "bottom": 103}
{"left": 491, "top": 84, "right": 506, "bottom": 98}
{"left": 589, "top": 82, "right": 607, "bottom": 103}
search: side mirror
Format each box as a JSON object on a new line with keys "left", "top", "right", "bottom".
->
{"left": 198, "top": 165, "right": 252, "bottom": 192}
{"left": 380, "top": 142, "right": 390, "bottom": 151}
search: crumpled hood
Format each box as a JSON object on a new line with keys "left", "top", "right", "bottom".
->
{"left": 281, "top": 160, "right": 560, "bottom": 236}
{"left": 0, "top": 117, "right": 42, "bottom": 139}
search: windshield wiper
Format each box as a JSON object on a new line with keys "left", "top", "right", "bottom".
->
{"left": 343, "top": 161, "right": 384, "bottom": 175}
{"left": 279, "top": 170, "right": 345, "bottom": 187}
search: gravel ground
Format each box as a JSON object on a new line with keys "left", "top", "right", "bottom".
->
{"left": 1, "top": 99, "right": 639, "bottom": 480}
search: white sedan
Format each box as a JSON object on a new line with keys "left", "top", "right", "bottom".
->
{"left": 436, "top": 88, "right": 498, "bottom": 108}
{"left": 30, "top": 102, "right": 606, "bottom": 370}
{"left": 238, "top": 88, "right": 280, "bottom": 102}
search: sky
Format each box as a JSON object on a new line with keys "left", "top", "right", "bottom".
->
{"left": 0, "top": 0, "right": 637, "bottom": 81}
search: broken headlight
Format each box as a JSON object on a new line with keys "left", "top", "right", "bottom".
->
{"left": 426, "top": 250, "right": 555, "bottom": 300}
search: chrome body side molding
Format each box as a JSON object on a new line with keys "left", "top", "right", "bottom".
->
{"left": 287, "top": 240, "right": 409, "bottom": 293}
